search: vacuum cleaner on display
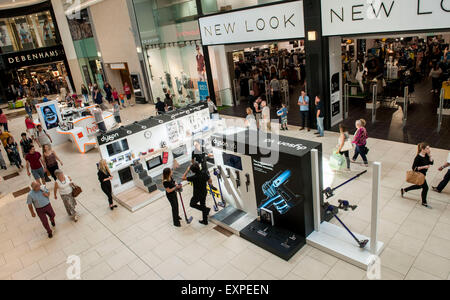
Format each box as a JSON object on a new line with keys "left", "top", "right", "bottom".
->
{"left": 323, "top": 202, "right": 369, "bottom": 248}
{"left": 322, "top": 170, "right": 367, "bottom": 199}
{"left": 178, "top": 187, "right": 193, "bottom": 224}
{"left": 213, "top": 167, "right": 226, "bottom": 208}
{"left": 258, "top": 170, "right": 301, "bottom": 215}
{"left": 208, "top": 183, "right": 219, "bottom": 212}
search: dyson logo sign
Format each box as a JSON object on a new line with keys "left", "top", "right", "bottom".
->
{"left": 100, "top": 132, "right": 119, "bottom": 143}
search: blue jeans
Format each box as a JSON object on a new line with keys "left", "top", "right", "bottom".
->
{"left": 317, "top": 117, "right": 324, "bottom": 136}
{"left": 353, "top": 145, "right": 368, "bottom": 164}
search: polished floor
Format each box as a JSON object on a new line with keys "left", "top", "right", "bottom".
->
{"left": 0, "top": 104, "right": 449, "bottom": 280}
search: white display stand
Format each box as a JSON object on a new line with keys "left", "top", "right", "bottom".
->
{"left": 306, "top": 150, "right": 384, "bottom": 270}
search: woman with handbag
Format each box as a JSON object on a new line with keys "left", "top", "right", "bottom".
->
{"left": 98, "top": 159, "right": 118, "bottom": 210}
{"left": 336, "top": 124, "right": 352, "bottom": 171}
{"left": 351, "top": 119, "right": 369, "bottom": 167}
{"left": 401, "top": 142, "right": 433, "bottom": 208}
{"left": 54, "top": 169, "right": 79, "bottom": 222}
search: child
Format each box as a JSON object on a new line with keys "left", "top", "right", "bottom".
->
{"left": 119, "top": 94, "right": 126, "bottom": 108}
{"left": 113, "top": 102, "right": 121, "bottom": 125}
{"left": 112, "top": 88, "right": 119, "bottom": 104}
{"left": 277, "top": 103, "right": 288, "bottom": 131}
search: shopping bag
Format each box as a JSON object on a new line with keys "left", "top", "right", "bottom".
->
{"left": 406, "top": 170, "right": 425, "bottom": 186}
{"left": 329, "top": 152, "right": 345, "bottom": 170}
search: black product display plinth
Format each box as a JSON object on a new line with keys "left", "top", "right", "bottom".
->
{"left": 240, "top": 220, "right": 306, "bottom": 261}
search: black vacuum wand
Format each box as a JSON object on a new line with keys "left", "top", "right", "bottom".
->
{"left": 323, "top": 170, "right": 367, "bottom": 199}
{"left": 323, "top": 202, "right": 368, "bottom": 249}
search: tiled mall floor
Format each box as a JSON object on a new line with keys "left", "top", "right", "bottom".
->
{"left": 0, "top": 104, "right": 449, "bottom": 280}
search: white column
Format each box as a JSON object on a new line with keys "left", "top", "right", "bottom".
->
{"left": 370, "top": 162, "right": 381, "bottom": 254}
{"left": 311, "top": 149, "right": 321, "bottom": 232}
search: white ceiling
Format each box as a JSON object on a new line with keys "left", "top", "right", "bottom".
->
{"left": 0, "top": 0, "right": 46, "bottom": 10}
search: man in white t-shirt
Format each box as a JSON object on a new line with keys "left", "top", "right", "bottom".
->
{"left": 432, "top": 152, "right": 450, "bottom": 193}
{"left": 260, "top": 101, "right": 271, "bottom": 132}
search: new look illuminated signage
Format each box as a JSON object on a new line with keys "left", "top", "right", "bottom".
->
{"left": 321, "top": 0, "right": 450, "bottom": 36}
{"left": 199, "top": 1, "right": 305, "bottom": 45}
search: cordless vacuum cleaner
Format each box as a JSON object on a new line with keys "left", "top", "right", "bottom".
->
{"left": 323, "top": 170, "right": 367, "bottom": 199}
{"left": 177, "top": 185, "right": 193, "bottom": 224}
{"left": 208, "top": 183, "right": 219, "bottom": 212}
{"left": 323, "top": 202, "right": 368, "bottom": 248}
{"left": 213, "top": 167, "right": 226, "bottom": 208}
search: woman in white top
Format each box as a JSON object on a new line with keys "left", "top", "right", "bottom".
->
{"left": 336, "top": 124, "right": 352, "bottom": 170}
{"left": 54, "top": 169, "right": 78, "bottom": 222}
{"left": 245, "top": 107, "right": 257, "bottom": 130}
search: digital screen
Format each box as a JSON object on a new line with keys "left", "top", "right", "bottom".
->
{"left": 118, "top": 167, "right": 133, "bottom": 185}
{"left": 106, "top": 139, "right": 129, "bottom": 157}
{"left": 146, "top": 156, "right": 162, "bottom": 170}
{"left": 172, "top": 145, "right": 187, "bottom": 159}
{"left": 222, "top": 153, "right": 242, "bottom": 171}
{"left": 41, "top": 104, "right": 59, "bottom": 129}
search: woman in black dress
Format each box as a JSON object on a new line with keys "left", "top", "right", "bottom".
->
{"left": 163, "top": 168, "right": 181, "bottom": 227}
{"left": 401, "top": 142, "right": 434, "bottom": 208}
{"left": 98, "top": 159, "right": 118, "bottom": 210}
{"left": 5, "top": 137, "right": 23, "bottom": 169}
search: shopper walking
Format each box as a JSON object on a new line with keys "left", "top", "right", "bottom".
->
{"left": 401, "top": 142, "right": 434, "bottom": 208}
{"left": 35, "top": 125, "right": 52, "bottom": 148}
{"left": 245, "top": 107, "right": 257, "bottom": 130}
{"left": 54, "top": 169, "right": 78, "bottom": 222}
{"left": 432, "top": 152, "right": 450, "bottom": 193}
{"left": 253, "top": 98, "right": 262, "bottom": 130}
{"left": 25, "top": 115, "right": 36, "bottom": 139}
{"left": 94, "top": 87, "right": 107, "bottom": 111}
{"left": 270, "top": 76, "right": 281, "bottom": 106}
{"left": 155, "top": 97, "right": 166, "bottom": 115}
{"left": 207, "top": 96, "right": 217, "bottom": 118}
{"left": 103, "top": 82, "right": 113, "bottom": 104}
{"left": 5, "top": 136, "right": 23, "bottom": 169}
{"left": 98, "top": 159, "right": 118, "bottom": 210}
{"left": 315, "top": 96, "right": 324, "bottom": 137}
{"left": 0, "top": 109, "right": 8, "bottom": 132}
{"left": 20, "top": 132, "right": 33, "bottom": 157}
{"left": 112, "top": 88, "right": 119, "bottom": 105}
{"left": 336, "top": 124, "right": 352, "bottom": 171}
{"left": 182, "top": 163, "right": 212, "bottom": 225}
{"left": 25, "top": 102, "right": 33, "bottom": 119}
{"left": 124, "top": 82, "right": 132, "bottom": 106}
{"left": 163, "top": 167, "right": 182, "bottom": 227}
{"left": 81, "top": 84, "right": 89, "bottom": 106}
{"left": 42, "top": 144, "right": 63, "bottom": 181}
{"left": 351, "top": 119, "right": 369, "bottom": 167}
{"left": 27, "top": 181, "right": 56, "bottom": 238}
{"left": 429, "top": 64, "right": 443, "bottom": 93}
{"left": 25, "top": 145, "right": 47, "bottom": 186}
{"left": 261, "top": 100, "right": 271, "bottom": 132}
{"left": 93, "top": 105, "right": 107, "bottom": 133}
{"left": 113, "top": 101, "right": 121, "bottom": 125}
{"left": 277, "top": 103, "right": 288, "bottom": 131}
{"left": 298, "top": 91, "right": 310, "bottom": 131}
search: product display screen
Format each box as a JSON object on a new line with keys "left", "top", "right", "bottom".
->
{"left": 41, "top": 104, "right": 59, "bottom": 129}
{"left": 146, "top": 156, "right": 162, "bottom": 170}
{"left": 106, "top": 139, "right": 129, "bottom": 157}
{"left": 118, "top": 167, "right": 133, "bottom": 185}
{"left": 172, "top": 145, "right": 187, "bottom": 159}
{"left": 222, "top": 153, "right": 242, "bottom": 171}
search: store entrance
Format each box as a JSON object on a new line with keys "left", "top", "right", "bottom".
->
{"left": 214, "top": 40, "right": 307, "bottom": 122}
{"left": 13, "top": 61, "right": 69, "bottom": 98}
{"left": 335, "top": 33, "right": 450, "bottom": 149}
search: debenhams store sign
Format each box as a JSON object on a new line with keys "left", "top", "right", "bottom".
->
{"left": 199, "top": 1, "right": 305, "bottom": 45}
{"left": 321, "top": 0, "right": 450, "bottom": 36}
{"left": 2, "top": 45, "right": 66, "bottom": 69}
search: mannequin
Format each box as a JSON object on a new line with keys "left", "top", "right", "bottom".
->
{"left": 355, "top": 63, "right": 366, "bottom": 93}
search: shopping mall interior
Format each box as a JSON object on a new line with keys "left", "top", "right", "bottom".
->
{"left": 0, "top": 0, "right": 449, "bottom": 284}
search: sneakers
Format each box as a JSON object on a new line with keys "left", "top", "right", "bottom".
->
{"left": 432, "top": 186, "right": 441, "bottom": 193}
{"left": 48, "top": 232, "right": 53, "bottom": 239}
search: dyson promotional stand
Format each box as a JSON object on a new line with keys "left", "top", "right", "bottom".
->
{"left": 306, "top": 149, "right": 384, "bottom": 270}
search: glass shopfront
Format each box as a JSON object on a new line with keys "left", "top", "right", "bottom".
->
{"left": 133, "top": 0, "right": 209, "bottom": 107}
{"left": 200, "top": 0, "right": 284, "bottom": 15}
{"left": 0, "top": 10, "right": 57, "bottom": 54}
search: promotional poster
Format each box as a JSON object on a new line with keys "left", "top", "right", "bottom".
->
{"left": 41, "top": 104, "right": 59, "bottom": 129}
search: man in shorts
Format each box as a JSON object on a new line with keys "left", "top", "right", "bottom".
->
{"left": 25, "top": 145, "right": 47, "bottom": 186}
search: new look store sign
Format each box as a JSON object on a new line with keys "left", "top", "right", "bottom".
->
{"left": 199, "top": 1, "right": 305, "bottom": 45}
{"left": 321, "top": 0, "right": 450, "bottom": 36}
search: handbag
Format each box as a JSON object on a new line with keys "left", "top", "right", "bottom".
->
{"left": 406, "top": 168, "right": 425, "bottom": 186}
{"left": 71, "top": 183, "right": 82, "bottom": 198}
